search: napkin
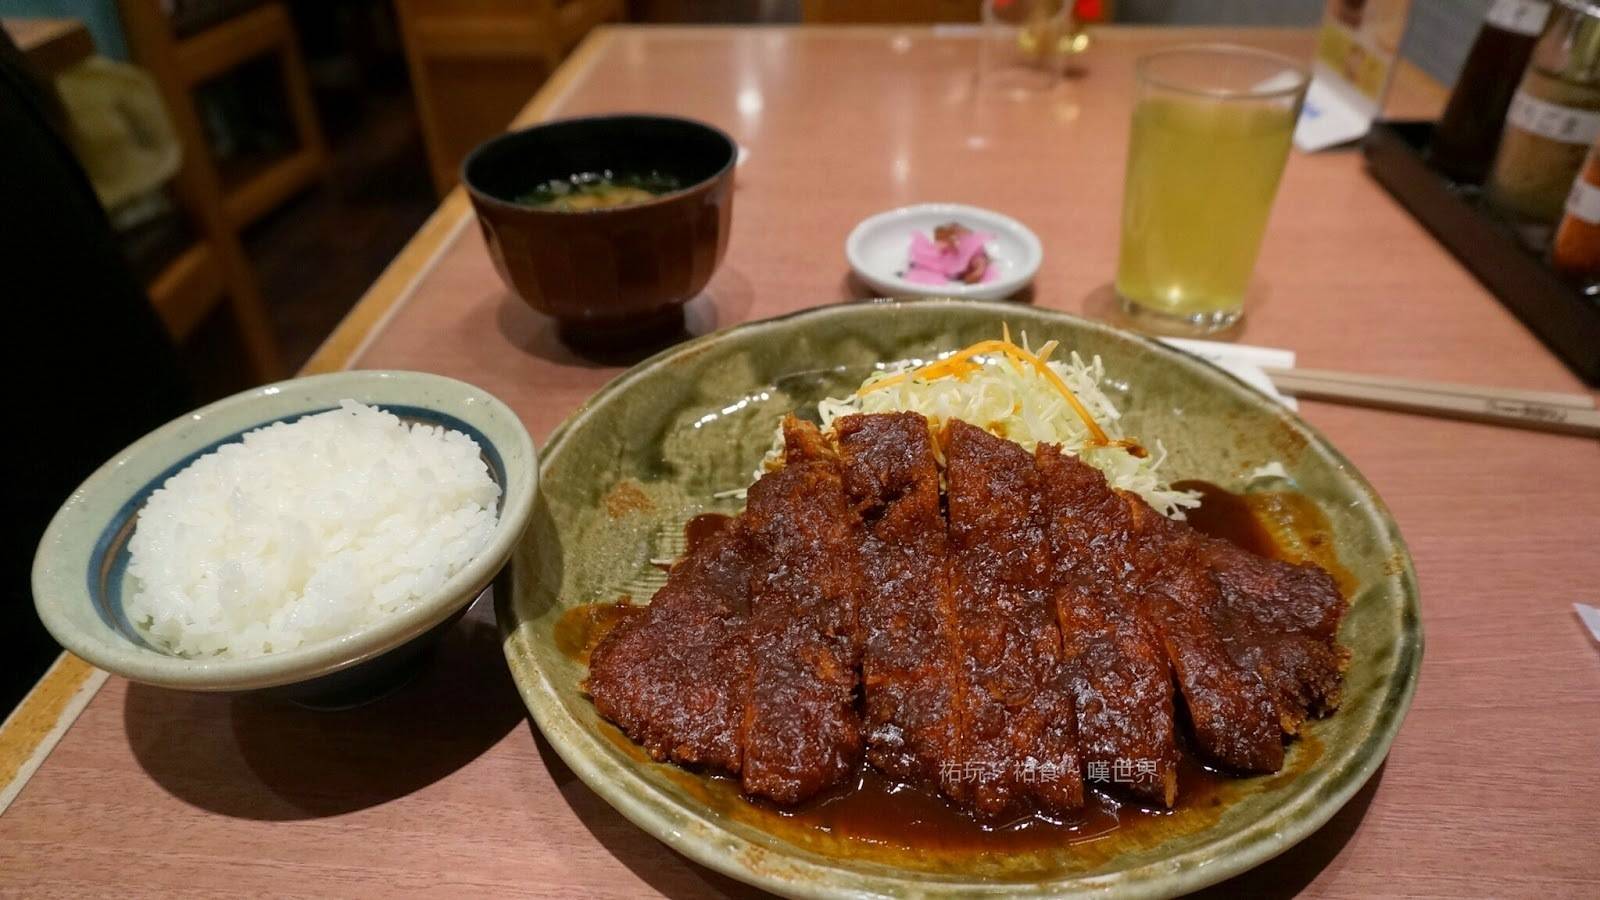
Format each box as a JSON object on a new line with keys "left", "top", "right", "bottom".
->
{"left": 1577, "top": 604, "right": 1600, "bottom": 645}
{"left": 1158, "top": 338, "right": 1298, "bottom": 411}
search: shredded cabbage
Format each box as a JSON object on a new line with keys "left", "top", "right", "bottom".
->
{"left": 756, "top": 333, "right": 1202, "bottom": 519}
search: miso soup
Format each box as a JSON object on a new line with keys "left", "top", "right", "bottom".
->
{"left": 517, "top": 170, "right": 684, "bottom": 212}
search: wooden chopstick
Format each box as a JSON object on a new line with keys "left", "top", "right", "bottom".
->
{"left": 1262, "top": 367, "right": 1600, "bottom": 437}
{"left": 1270, "top": 367, "right": 1597, "bottom": 409}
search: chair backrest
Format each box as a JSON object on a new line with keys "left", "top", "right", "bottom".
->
{"left": 116, "top": 0, "right": 290, "bottom": 378}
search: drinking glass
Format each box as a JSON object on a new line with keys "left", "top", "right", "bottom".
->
{"left": 978, "top": 0, "right": 1088, "bottom": 93}
{"left": 1115, "top": 45, "right": 1309, "bottom": 334}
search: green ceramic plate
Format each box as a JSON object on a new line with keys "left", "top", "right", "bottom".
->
{"left": 498, "top": 300, "right": 1421, "bottom": 898}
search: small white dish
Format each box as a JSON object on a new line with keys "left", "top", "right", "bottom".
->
{"left": 846, "top": 203, "right": 1042, "bottom": 301}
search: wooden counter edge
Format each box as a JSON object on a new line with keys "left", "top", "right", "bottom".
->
{"left": 0, "top": 655, "right": 107, "bottom": 815}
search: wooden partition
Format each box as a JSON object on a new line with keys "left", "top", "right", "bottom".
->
{"left": 396, "top": 0, "right": 624, "bottom": 195}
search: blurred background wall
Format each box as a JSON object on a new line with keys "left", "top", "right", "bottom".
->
{"left": 1404, "top": 0, "right": 1490, "bottom": 83}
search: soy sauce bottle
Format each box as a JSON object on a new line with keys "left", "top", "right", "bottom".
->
{"left": 1430, "top": 0, "right": 1553, "bottom": 184}
{"left": 1485, "top": 1, "right": 1600, "bottom": 226}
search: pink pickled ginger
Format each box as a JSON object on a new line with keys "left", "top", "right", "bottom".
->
{"left": 902, "top": 224, "right": 997, "bottom": 284}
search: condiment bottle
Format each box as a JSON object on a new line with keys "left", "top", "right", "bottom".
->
{"left": 1485, "top": 0, "right": 1600, "bottom": 225}
{"left": 1551, "top": 137, "right": 1600, "bottom": 278}
{"left": 1430, "top": 1, "right": 1553, "bottom": 184}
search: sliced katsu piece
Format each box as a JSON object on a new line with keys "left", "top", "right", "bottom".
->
{"left": 942, "top": 420, "right": 1084, "bottom": 820}
{"left": 1131, "top": 502, "right": 1349, "bottom": 734}
{"left": 1033, "top": 445, "right": 1181, "bottom": 806}
{"left": 1102, "top": 479, "right": 1286, "bottom": 773}
{"left": 736, "top": 417, "right": 868, "bottom": 803}
{"left": 585, "top": 514, "right": 754, "bottom": 775}
{"left": 1023, "top": 439, "right": 1344, "bottom": 775}
{"left": 1131, "top": 543, "right": 1287, "bottom": 774}
{"left": 834, "top": 412, "right": 965, "bottom": 787}
{"left": 1198, "top": 537, "right": 1349, "bottom": 726}
{"left": 586, "top": 417, "right": 866, "bottom": 805}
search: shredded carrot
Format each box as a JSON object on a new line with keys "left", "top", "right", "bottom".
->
{"left": 857, "top": 329, "right": 1148, "bottom": 457}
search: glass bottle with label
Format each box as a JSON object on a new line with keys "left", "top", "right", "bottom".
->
{"left": 1551, "top": 138, "right": 1600, "bottom": 278}
{"left": 1430, "top": 0, "right": 1552, "bottom": 184}
{"left": 1485, "top": 0, "right": 1600, "bottom": 225}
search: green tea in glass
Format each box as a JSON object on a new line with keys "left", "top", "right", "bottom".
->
{"left": 1115, "top": 45, "right": 1309, "bottom": 333}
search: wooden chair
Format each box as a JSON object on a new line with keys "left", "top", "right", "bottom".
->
{"left": 118, "top": 1, "right": 329, "bottom": 231}
{"left": 117, "top": 0, "right": 332, "bottom": 381}
{"left": 396, "top": 0, "right": 624, "bottom": 196}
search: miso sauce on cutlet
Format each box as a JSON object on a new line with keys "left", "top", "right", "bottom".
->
{"left": 599, "top": 725, "right": 1313, "bottom": 872}
{"left": 761, "top": 755, "right": 1229, "bottom": 854}
{"left": 569, "top": 482, "right": 1333, "bottom": 861}
{"left": 1172, "top": 481, "right": 1277, "bottom": 557}
{"left": 555, "top": 600, "right": 641, "bottom": 664}
{"left": 1175, "top": 480, "right": 1356, "bottom": 595}
{"left": 684, "top": 512, "right": 734, "bottom": 552}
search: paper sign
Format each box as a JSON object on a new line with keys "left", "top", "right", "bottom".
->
{"left": 1294, "top": 0, "right": 1415, "bottom": 152}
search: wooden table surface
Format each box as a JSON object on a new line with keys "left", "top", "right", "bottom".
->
{"left": 5, "top": 25, "right": 1599, "bottom": 898}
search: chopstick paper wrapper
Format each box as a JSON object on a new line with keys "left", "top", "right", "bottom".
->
{"left": 1577, "top": 604, "right": 1600, "bottom": 646}
{"left": 1165, "top": 339, "right": 1600, "bottom": 437}
{"left": 1160, "top": 338, "right": 1298, "bottom": 411}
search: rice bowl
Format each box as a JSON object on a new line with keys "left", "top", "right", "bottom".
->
{"left": 31, "top": 370, "right": 537, "bottom": 695}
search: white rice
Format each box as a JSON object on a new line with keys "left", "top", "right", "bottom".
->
{"left": 125, "top": 400, "right": 501, "bottom": 658}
